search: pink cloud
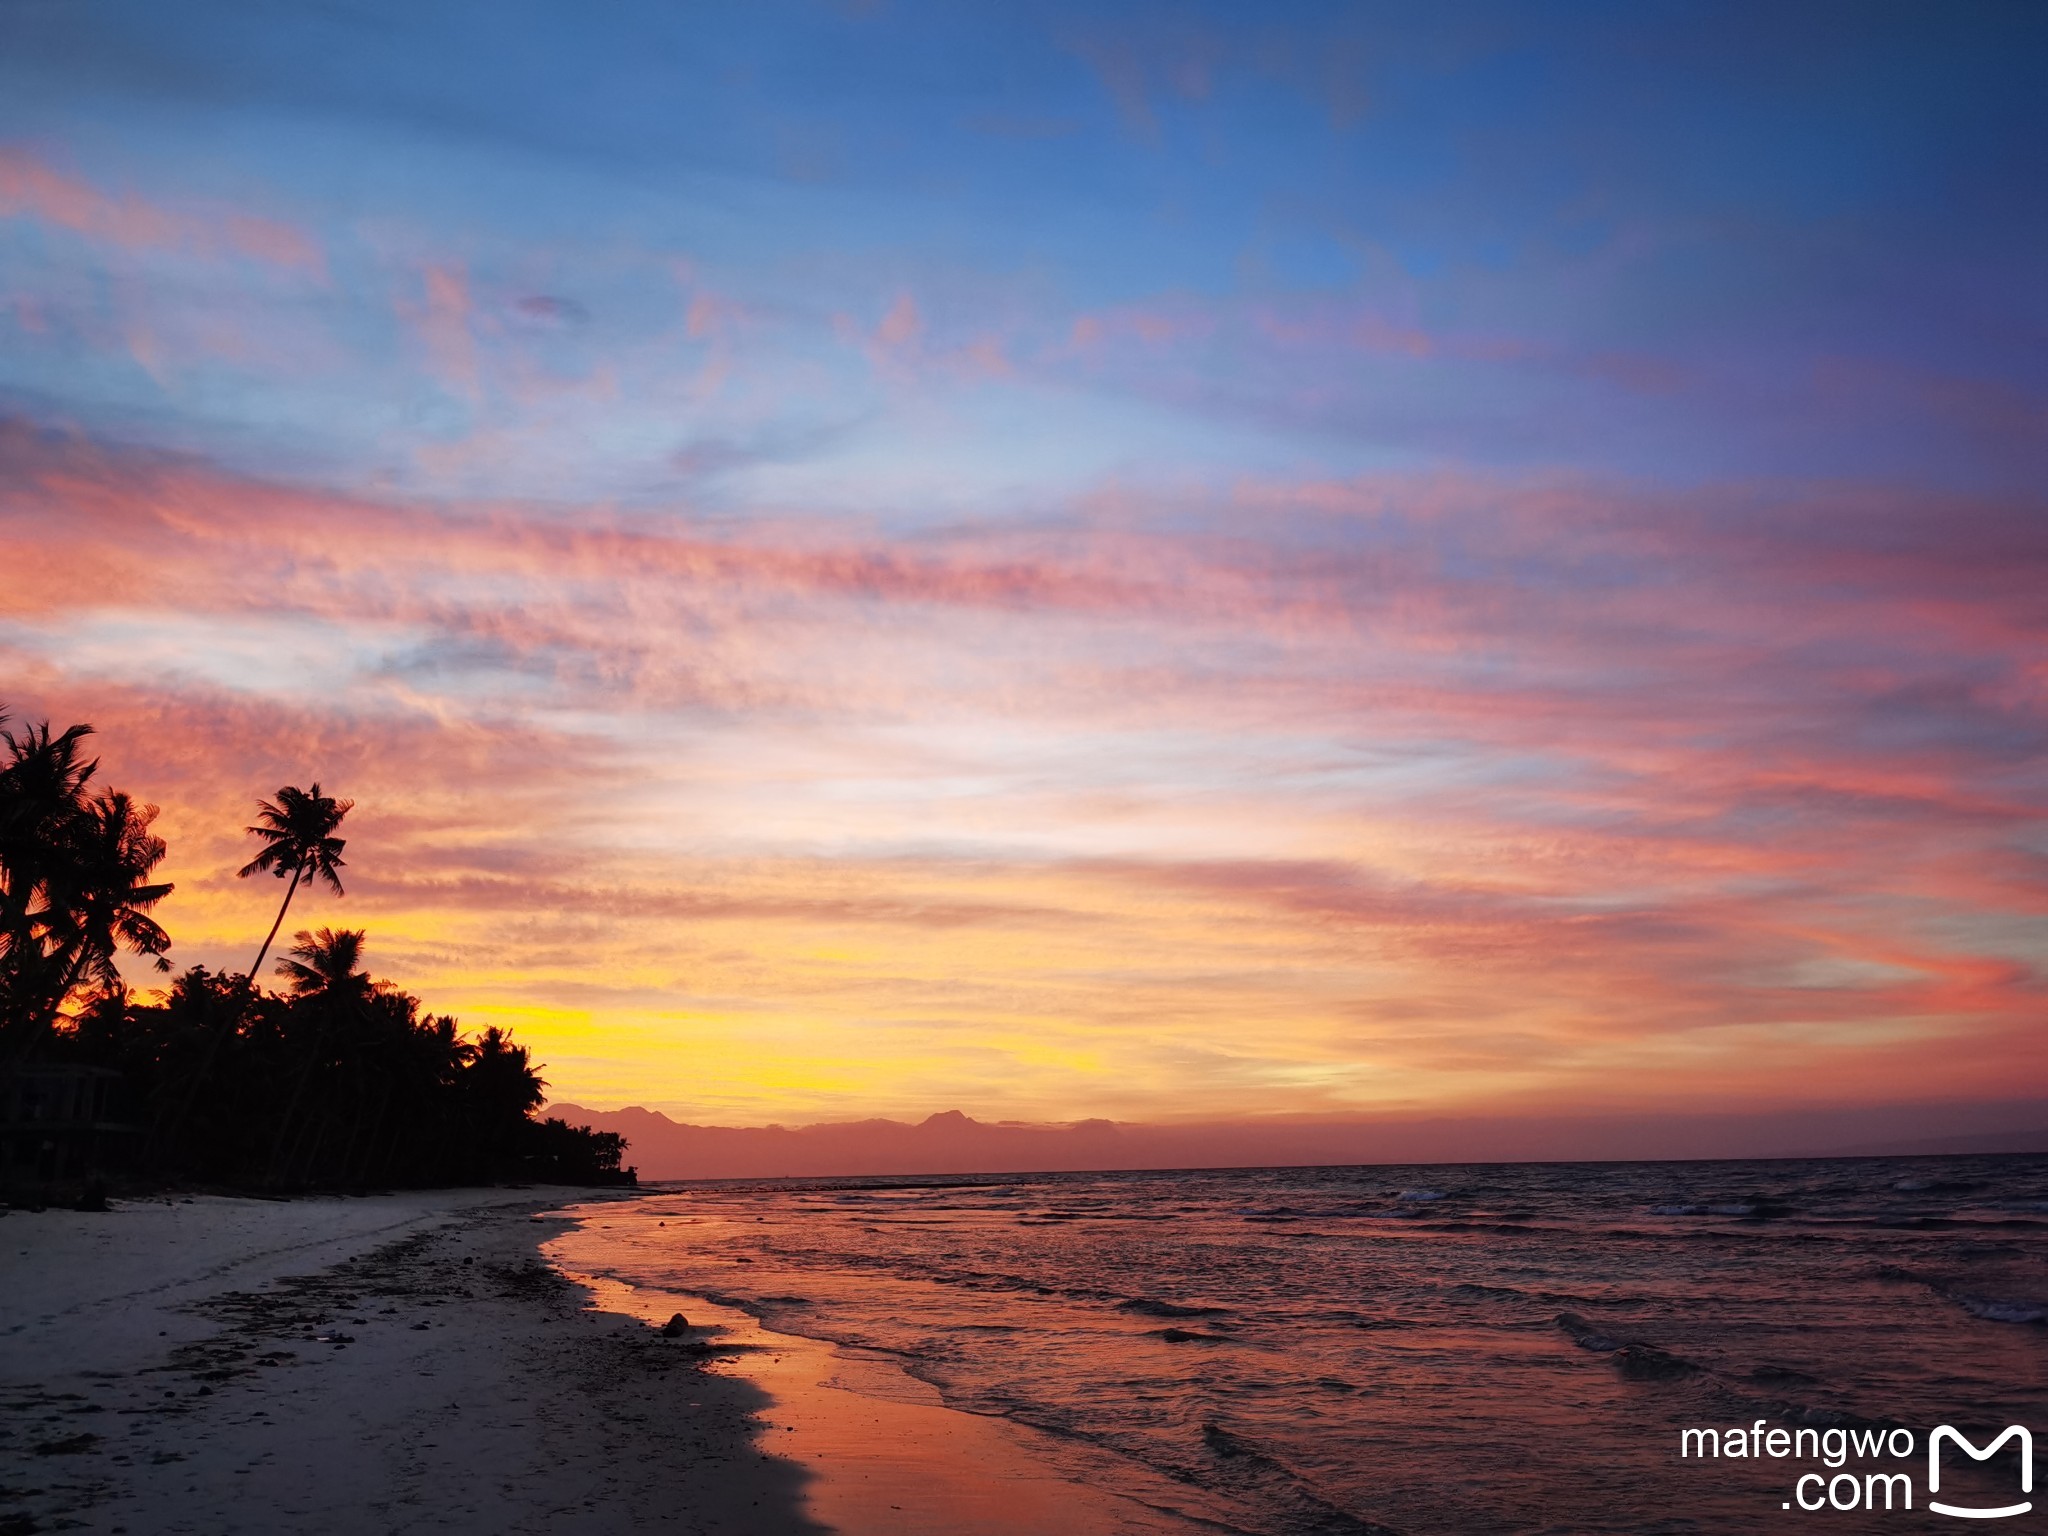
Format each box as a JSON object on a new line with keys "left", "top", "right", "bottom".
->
{"left": 873, "top": 291, "right": 922, "bottom": 349}
{"left": 7, "top": 421, "right": 2045, "bottom": 1121}
{"left": 405, "top": 263, "right": 480, "bottom": 400}
{"left": 0, "top": 147, "right": 325, "bottom": 274}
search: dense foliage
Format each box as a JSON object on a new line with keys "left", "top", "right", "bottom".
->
{"left": 1, "top": 710, "right": 631, "bottom": 1191}
{"left": 0, "top": 716, "right": 172, "bottom": 1063}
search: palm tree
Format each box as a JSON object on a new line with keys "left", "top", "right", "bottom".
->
{"left": 51, "top": 789, "right": 175, "bottom": 998}
{"left": 0, "top": 712, "right": 174, "bottom": 1060}
{"left": 167, "top": 784, "right": 350, "bottom": 1164}
{"left": 0, "top": 716, "right": 101, "bottom": 1022}
{"left": 238, "top": 785, "right": 352, "bottom": 981}
{"left": 0, "top": 716, "right": 98, "bottom": 873}
{"left": 460, "top": 1024, "right": 548, "bottom": 1177}
{"left": 266, "top": 926, "right": 377, "bottom": 1187}
{"left": 274, "top": 925, "right": 373, "bottom": 1002}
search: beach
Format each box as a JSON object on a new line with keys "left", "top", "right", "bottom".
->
{"left": 1, "top": 1190, "right": 1202, "bottom": 1536}
{"left": 0, "top": 1190, "right": 816, "bottom": 1535}
{"left": 9, "top": 1160, "right": 2045, "bottom": 1534}
{"left": 5, "top": 6, "right": 2037, "bottom": 1532}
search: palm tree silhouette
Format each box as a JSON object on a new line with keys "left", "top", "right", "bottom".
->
{"left": 266, "top": 925, "right": 377, "bottom": 1185}
{"left": 275, "top": 925, "right": 373, "bottom": 1001}
{"left": 0, "top": 713, "right": 174, "bottom": 1061}
{"left": 55, "top": 789, "right": 175, "bottom": 996}
{"left": 1, "top": 717, "right": 103, "bottom": 1039}
{"left": 165, "top": 784, "right": 350, "bottom": 1165}
{"left": 238, "top": 785, "right": 352, "bottom": 982}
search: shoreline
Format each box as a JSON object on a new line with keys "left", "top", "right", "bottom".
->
{"left": 2, "top": 1187, "right": 1208, "bottom": 1535}
{"left": 548, "top": 1206, "right": 1219, "bottom": 1535}
{"left": 1, "top": 1189, "right": 819, "bottom": 1534}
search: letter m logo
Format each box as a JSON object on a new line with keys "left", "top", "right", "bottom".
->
{"left": 1930, "top": 1425, "right": 2032, "bottom": 1520}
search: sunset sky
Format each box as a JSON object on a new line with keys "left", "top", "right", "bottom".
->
{"left": 4, "top": 2, "right": 2045, "bottom": 1134}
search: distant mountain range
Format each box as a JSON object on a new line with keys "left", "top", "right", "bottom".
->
{"left": 545, "top": 1100, "right": 2048, "bottom": 1181}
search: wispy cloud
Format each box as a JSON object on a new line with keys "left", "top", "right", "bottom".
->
{"left": 4, "top": 417, "right": 2043, "bottom": 1122}
{"left": 0, "top": 148, "right": 326, "bottom": 274}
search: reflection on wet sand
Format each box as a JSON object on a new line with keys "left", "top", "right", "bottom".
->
{"left": 560, "top": 1264, "right": 1220, "bottom": 1535}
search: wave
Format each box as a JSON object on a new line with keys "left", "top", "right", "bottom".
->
{"left": 1445, "top": 1282, "right": 1524, "bottom": 1301}
{"left": 1554, "top": 1313, "right": 1701, "bottom": 1379}
{"left": 1119, "top": 1296, "right": 1233, "bottom": 1319}
{"left": 1610, "top": 1342, "right": 1702, "bottom": 1381}
{"left": 1198, "top": 1422, "right": 1407, "bottom": 1536}
{"left": 1749, "top": 1364, "right": 1820, "bottom": 1386}
{"left": 1554, "top": 1312, "right": 1628, "bottom": 1352}
{"left": 1875, "top": 1265, "right": 2048, "bottom": 1325}
{"left": 1948, "top": 1293, "right": 2048, "bottom": 1324}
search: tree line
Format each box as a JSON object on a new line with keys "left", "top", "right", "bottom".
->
{"left": 0, "top": 709, "right": 631, "bottom": 1191}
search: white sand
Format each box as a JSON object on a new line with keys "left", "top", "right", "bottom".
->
{"left": 0, "top": 1190, "right": 816, "bottom": 1535}
{"left": 5, "top": 1190, "right": 532, "bottom": 1381}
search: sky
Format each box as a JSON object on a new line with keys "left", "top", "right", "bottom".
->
{"left": 3, "top": 0, "right": 2045, "bottom": 1138}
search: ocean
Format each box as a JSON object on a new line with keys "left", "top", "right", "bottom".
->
{"left": 552, "top": 1156, "right": 2048, "bottom": 1533}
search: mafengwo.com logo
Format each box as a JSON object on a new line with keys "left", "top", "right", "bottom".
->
{"left": 1679, "top": 1420, "right": 2032, "bottom": 1516}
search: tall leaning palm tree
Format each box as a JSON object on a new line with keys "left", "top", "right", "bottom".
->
{"left": 166, "top": 783, "right": 351, "bottom": 1160}
{"left": 238, "top": 784, "right": 352, "bottom": 981}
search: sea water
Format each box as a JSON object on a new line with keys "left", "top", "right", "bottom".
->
{"left": 558, "top": 1156, "right": 2048, "bottom": 1533}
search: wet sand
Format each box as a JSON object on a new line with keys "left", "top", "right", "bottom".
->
{"left": 559, "top": 1260, "right": 1213, "bottom": 1536}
